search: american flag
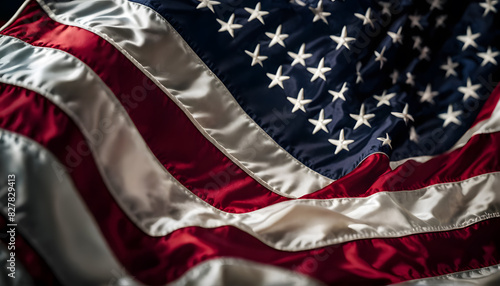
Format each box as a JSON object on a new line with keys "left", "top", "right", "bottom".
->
{"left": 0, "top": 0, "right": 499, "bottom": 284}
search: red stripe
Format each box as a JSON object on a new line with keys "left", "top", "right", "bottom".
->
{"left": 158, "top": 220, "right": 500, "bottom": 285}
{"left": 2, "top": 1, "right": 500, "bottom": 209}
{"left": 0, "top": 83, "right": 499, "bottom": 285}
{"left": 304, "top": 131, "right": 500, "bottom": 198}
{"left": 0, "top": 216, "right": 62, "bottom": 285}
{"left": 472, "top": 80, "right": 500, "bottom": 127}
{"left": 304, "top": 83, "right": 500, "bottom": 198}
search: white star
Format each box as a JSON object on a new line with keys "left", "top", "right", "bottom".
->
{"left": 409, "top": 14, "right": 423, "bottom": 30}
{"left": 244, "top": 2, "right": 269, "bottom": 24}
{"left": 419, "top": 46, "right": 431, "bottom": 61}
{"left": 427, "top": 0, "right": 444, "bottom": 10}
{"left": 350, "top": 104, "right": 375, "bottom": 129}
{"left": 374, "top": 90, "right": 396, "bottom": 107}
{"left": 307, "top": 57, "right": 331, "bottom": 82}
{"left": 388, "top": 27, "right": 403, "bottom": 44}
{"left": 418, "top": 84, "right": 439, "bottom": 104}
{"left": 329, "top": 129, "right": 355, "bottom": 154}
{"left": 329, "top": 82, "right": 348, "bottom": 102}
{"left": 265, "top": 24, "right": 289, "bottom": 47}
{"left": 440, "top": 57, "right": 459, "bottom": 78}
{"left": 412, "top": 36, "right": 423, "bottom": 50}
{"left": 196, "top": 0, "right": 220, "bottom": 13}
{"left": 438, "top": 105, "right": 463, "bottom": 127}
{"left": 477, "top": 46, "right": 499, "bottom": 66}
{"left": 310, "top": 0, "right": 331, "bottom": 24}
{"left": 355, "top": 8, "right": 375, "bottom": 28}
{"left": 330, "top": 26, "right": 356, "bottom": 50}
{"left": 291, "top": 0, "right": 306, "bottom": 6}
{"left": 245, "top": 44, "right": 268, "bottom": 67}
{"left": 436, "top": 15, "right": 447, "bottom": 28}
{"left": 287, "top": 43, "right": 312, "bottom": 66}
{"left": 377, "top": 133, "right": 392, "bottom": 149}
{"left": 391, "top": 104, "right": 414, "bottom": 125}
{"left": 409, "top": 126, "right": 419, "bottom": 143}
{"left": 308, "top": 109, "right": 332, "bottom": 134}
{"left": 457, "top": 26, "right": 480, "bottom": 51}
{"left": 379, "top": 2, "right": 392, "bottom": 15}
{"left": 267, "top": 65, "right": 290, "bottom": 89}
{"left": 216, "top": 14, "right": 242, "bottom": 38}
{"left": 390, "top": 70, "right": 399, "bottom": 84}
{"left": 479, "top": 0, "right": 498, "bottom": 17}
{"left": 287, "top": 88, "right": 312, "bottom": 113}
{"left": 356, "top": 62, "right": 364, "bottom": 84}
{"left": 374, "top": 46, "right": 387, "bottom": 69}
{"left": 406, "top": 72, "right": 415, "bottom": 86}
{"left": 458, "top": 78, "right": 481, "bottom": 101}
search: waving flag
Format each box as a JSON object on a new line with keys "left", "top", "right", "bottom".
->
{"left": 0, "top": 0, "right": 500, "bottom": 285}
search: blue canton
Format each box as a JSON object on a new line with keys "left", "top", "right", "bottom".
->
{"left": 132, "top": 0, "right": 500, "bottom": 180}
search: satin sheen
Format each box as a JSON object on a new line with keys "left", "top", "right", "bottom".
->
{"left": 0, "top": 0, "right": 497, "bottom": 206}
{"left": 128, "top": 0, "right": 499, "bottom": 181}
{"left": 0, "top": 1, "right": 499, "bottom": 285}
{"left": 394, "top": 264, "right": 500, "bottom": 285}
{"left": 28, "top": 0, "right": 500, "bottom": 199}
{"left": 169, "top": 258, "right": 324, "bottom": 286}
{"left": 0, "top": 1, "right": 293, "bottom": 211}
{"left": 0, "top": 36, "right": 500, "bottom": 252}
{"left": 0, "top": 84, "right": 499, "bottom": 285}
{"left": 0, "top": 126, "right": 496, "bottom": 284}
{"left": 36, "top": 0, "right": 333, "bottom": 198}
{"left": 0, "top": 130, "right": 140, "bottom": 286}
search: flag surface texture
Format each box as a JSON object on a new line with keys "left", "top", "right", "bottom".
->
{"left": 0, "top": 0, "right": 500, "bottom": 285}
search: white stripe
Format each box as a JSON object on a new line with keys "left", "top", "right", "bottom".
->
{"left": 0, "top": 129, "right": 140, "bottom": 286}
{"left": 1, "top": 34, "right": 500, "bottom": 252}
{"left": 36, "top": 0, "right": 333, "bottom": 197}
{"left": 149, "top": 172, "right": 500, "bottom": 250}
{"left": 169, "top": 258, "right": 325, "bottom": 286}
{"left": 393, "top": 264, "right": 500, "bottom": 285}
{"left": 390, "top": 96, "right": 500, "bottom": 169}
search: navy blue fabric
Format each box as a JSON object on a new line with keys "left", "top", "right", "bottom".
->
{"left": 131, "top": 0, "right": 500, "bottom": 179}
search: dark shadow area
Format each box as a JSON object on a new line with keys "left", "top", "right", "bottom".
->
{"left": 0, "top": 1, "right": 25, "bottom": 26}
